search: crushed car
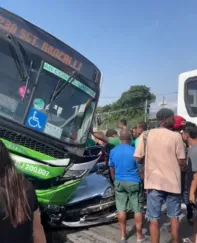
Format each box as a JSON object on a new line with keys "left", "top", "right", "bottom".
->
{"left": 63, "top": 172, "right": 117, "bottom": 227}
{"left": 62, "top": 145, "right": 116, "bottom": 227}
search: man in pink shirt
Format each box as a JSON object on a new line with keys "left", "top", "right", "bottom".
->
{"left": 134, "top": 108, "right": 186, "bottom": 243}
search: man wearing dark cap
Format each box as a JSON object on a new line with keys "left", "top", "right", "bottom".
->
{"left": 134, "top": 108, "right": 186, "bottom": 243}
{"left": 109, "top": 128, "right": 144, "bottom": 243}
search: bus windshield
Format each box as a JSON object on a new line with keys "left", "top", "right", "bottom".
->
{"left": 0, "top": 37, "right": 96, "bottom": 145}
{"left": 31, "top": 64, "right": 96, "bottom": 144}
{"left": 0, "top": 38, "right": 31, "bottom": 122}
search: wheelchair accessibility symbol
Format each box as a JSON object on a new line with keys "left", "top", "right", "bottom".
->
{"left": 28, "top": 111, "right": 42, "bottom": 128}
{"left": 25, "top": 108, "right": 47, "bottom": 132}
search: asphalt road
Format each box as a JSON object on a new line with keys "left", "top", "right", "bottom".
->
{"left": 46, "top": 206, "right": 193, "bottom": 243}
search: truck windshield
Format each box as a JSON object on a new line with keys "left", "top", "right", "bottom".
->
{"left": 0, "top": 37, "right": 96, "bottom": 145}
{"left": 185, "top": 78, "right": 197, "bottom": 116}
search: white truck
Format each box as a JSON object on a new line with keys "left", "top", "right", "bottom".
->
{"left": 177, "top": 70, "right": 197, "bottom": 123}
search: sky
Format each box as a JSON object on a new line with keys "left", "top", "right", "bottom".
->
{"left": 1, "top": 0, "right": 197, "bottom": 109}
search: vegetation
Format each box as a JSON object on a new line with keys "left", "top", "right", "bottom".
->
{"left": 96, "top": 85, "right": 156, "bottom": 129}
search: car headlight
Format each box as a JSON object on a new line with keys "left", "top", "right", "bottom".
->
{"left": 102, "top": 187, "right": 114, "bottom": 199}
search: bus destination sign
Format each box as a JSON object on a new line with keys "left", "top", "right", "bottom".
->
{"left": 0, "top": 9, "right": 84, "bottom": 73}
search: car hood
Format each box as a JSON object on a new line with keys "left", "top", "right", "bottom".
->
{"left": 67, "top": 173, "right": 112, "bottom": 205}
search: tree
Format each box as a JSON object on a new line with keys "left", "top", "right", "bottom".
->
{"left": 96, "top": 85, "right": 156, "bottom": 128}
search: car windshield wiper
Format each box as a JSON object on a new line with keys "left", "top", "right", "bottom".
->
{"left": 7, "top": 34, "right": 29, "bottom": 81}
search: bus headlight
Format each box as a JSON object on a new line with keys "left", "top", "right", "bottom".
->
{"left": 63, "top": 156, "right": 100, "bottom": 179}
{"left": 63, "top": 169, "right": 88, "bottom": 179}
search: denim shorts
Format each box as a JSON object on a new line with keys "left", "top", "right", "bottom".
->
{"left": 146, "top": 189, "right": 181, "bottom": 221}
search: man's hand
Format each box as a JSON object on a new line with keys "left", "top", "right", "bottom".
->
{"left": 134, "top": 156, "right": 142, "bottom": 162}
{"left": 190, "top": 192, "right": 196, "bottom": 204}
{"left": 178, "top": 159, "right": 186, "bottom": 171}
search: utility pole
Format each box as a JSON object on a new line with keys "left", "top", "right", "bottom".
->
{"left": 144, "top": 99, "right": 148, "bottom": 122}
{"left": 160, "top": 96, "right": 167, "bottom": 108}
{"left": 95, "top": 114, "right": 98, "bottom": 131}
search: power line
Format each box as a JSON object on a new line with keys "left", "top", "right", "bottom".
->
{"left": 96, "top": 100, "right": 154, "bottom": 115}
{"left": 99, "top": 91, "right": 178, "bottom": 100}
{"left": 97, "top": 91, "right": 178, "bottom": 115}
{"left": 97, "top": 97, "right": 177, "bottom": 116}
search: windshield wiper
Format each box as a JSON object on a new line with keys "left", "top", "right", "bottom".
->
{"left": 7, "top": 34, "right": 29, "bottom": 81}
{"left": 52, "top": 71, "right": 78, "bottom": 101}
{"left": 46, "top": 71, "right": 78, "bottom": 112}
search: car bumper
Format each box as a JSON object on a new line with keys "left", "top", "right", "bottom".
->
{"left": 62, "top": 211, "right": 117, "bottom": 227}
{"left": 63, "top": 198, "right": 117, "bottom": 227}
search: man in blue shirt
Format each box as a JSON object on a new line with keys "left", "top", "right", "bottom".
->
{"left": 109, "top": 129, "right": 144, "bottom": 243}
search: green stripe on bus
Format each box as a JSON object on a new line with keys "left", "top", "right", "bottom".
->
{"left": 43, "top": 62, "right": 96, "bottom": 98}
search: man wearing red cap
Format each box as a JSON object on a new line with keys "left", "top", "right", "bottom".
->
{"left": 173, "top": 115, "right": 186, "bottom": 131}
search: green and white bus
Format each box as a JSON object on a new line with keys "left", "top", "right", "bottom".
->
{"left": 0, "top": 8, "right": 102, "bottom": 226}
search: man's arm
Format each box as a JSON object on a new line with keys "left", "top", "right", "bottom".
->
{"left": 110, "top": 167, "right": 115, "bottom": 181}
{"left": 188, "top": 148, "right": 197, "bottom": 203}
{"left": 190, "top": 172, "right": 197, "bottom": 204}
{"left": 175, "top": 134, "right": 186, "bottom": 170}
{"left": 109, "top": 150, "right": 115, "bottom": 181}
{"left": 134, "top": 134, "right": 145, "bottom": 163}
{"left": 178, "top": 159, "right": 186, "bottom": 170}
{"left": 91, "top": 131, "right": 109, "bottom": 144}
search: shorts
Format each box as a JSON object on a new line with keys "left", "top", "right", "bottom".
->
{"left": 146, "top": 189, "right": 181, "bottom": 221}
{"left": 114, "top": 181, "right": 144, "bottom": 213}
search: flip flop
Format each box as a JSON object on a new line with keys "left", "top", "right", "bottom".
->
{"left": 120, "top": 240, "right": 128, "bottom": 243}
{"left": 183, "top": 238, "right": 194, "bottom": 243}
{"left": 137, "top": 238, "right": 145, "bottom": 242}
{"left": 137, "top": 235, "right": 147, "bottom": 242}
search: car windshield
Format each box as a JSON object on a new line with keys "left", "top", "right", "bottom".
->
{"left": 0, "top": 37, "right": 96, "bottom": 145}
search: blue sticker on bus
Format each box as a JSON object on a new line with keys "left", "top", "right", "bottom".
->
{"left": 25, "top": 108, "right": 47, "bottom": 132}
